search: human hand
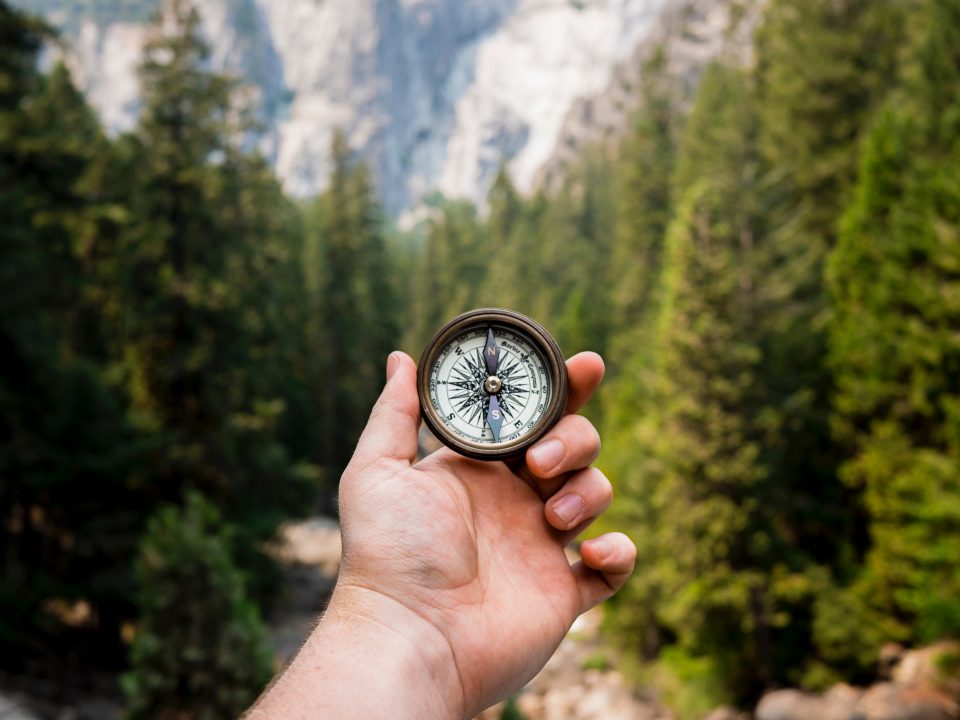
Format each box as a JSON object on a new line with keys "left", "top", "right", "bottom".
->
{"left": 251, "top": 350, "right": 636, "bottom": 719}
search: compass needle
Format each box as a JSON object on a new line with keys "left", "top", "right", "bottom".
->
{"left": 484, "top": 326, "right": 500, "bottom": 375}
{"left": 486, "top": 395, "right": 504, "bottom": 442}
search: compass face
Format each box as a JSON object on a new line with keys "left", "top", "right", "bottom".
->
{"left": 418, "top": 309, "right": 568, "bottom": 460}
{"left": 428, "top": 325, "right": 551, "bottom": 445}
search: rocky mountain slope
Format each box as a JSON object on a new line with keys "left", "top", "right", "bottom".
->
{"left": 539, "top": 0, "right": 762, "bottom": 190}
{"left": 22, "top": 0, "right": 749, "bottom": 216}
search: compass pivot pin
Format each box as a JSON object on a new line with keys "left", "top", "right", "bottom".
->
{"left": 484, "top": 376, "right": 502, "bottom": 395}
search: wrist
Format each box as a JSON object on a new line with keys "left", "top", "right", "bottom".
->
{"left": 328, "top": 580, "right": 465, "bottom": 718}
{"left": 250, "top": 580, "right": 465, "bottom": 719}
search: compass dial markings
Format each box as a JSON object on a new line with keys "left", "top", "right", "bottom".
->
{"left": 429, "top": 325, "right": 552, "bottom": 445}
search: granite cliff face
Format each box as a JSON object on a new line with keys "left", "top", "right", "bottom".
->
{"left": 24, "top": 0, "right": 750, "bottom": 216}
{"left": 539, "top": 0, "right": 762, "bottom": 190}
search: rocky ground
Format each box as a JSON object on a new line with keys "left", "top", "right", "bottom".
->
{"left": 3, "top": 512, "right": 957, "bottom": 719}
{"left": 474, "top": 606, "right": 667, "bottom": 720}
{"left": 268, "top": 515, "right": 960, "bottom": 720}
{"left": 755, "top": 642, "right": 960, "bottom": 720}
{"left": 272, "top": 515, "right": 668, "bottom": 720}
{"left": 266, "top": 516, "right": 342, "bottom": 664}
{"left": 0, "top": 694, "right": 39, "bottom": 720}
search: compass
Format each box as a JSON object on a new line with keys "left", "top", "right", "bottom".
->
{"left": 417, "top": 308, "right": 569, "bottom": 460}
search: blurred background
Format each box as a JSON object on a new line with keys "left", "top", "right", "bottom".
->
{"left": 2, "top": 0, "right": 959, "bottom": 718}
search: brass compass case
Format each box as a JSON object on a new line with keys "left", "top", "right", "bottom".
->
{"left": 417, "top": 308, "right": 569, "bottom": 461}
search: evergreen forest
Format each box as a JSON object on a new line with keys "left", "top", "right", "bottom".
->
{"left": 1, "top": 0, "right": 959, "bottom": 716}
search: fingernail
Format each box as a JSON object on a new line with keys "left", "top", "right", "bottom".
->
{"left": 529, "top": 439, "right": 564, "bottom": 472}
{"left": 386, "top": 351, "right": 401, "bottom": 382}
{"left": 589, "top": 538, "right": 614, "bottom": 560}
{"left": 551, "top": 493, "right": 583, "bottom": 526}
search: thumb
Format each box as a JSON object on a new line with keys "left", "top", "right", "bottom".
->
{"left": 349, "top": 351, "right": 421, "bottom": 469}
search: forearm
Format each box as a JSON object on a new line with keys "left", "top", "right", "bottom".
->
{"left": 248, "top": 584, "right": 464, "bottom": 720}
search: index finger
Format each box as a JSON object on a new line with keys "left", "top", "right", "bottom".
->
{"left": 565, "top": 352, "right": 605, "bottom": 414}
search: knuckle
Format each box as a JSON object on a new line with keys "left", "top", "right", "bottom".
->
{"left": 345, "top": 448, "right": 403, "bottom": 483}
{"left": 558, "top": 415, "right": 600, "bottom": 455}
{"left": 594, "top": 471, "right": 614, "bottom": 505}
{"left": 589, "top": 424, "right": 602, "bottom": 454}
{"left": 565, "top": 414, "right": 593, "bottom": 433}
{"left": 370, "top": 393, "right": 420, "bottom": 428}
{"left": 367, "top": 399, "right": 393, "bottom": 426}
{"left": 368, "top": 454, "right": 402, "bottom": 475}
{"left": 612, "top": 533, "right": 637, "bottom": 563}
{"left": 574, "top": 415, "right": 600, "bottom": 442}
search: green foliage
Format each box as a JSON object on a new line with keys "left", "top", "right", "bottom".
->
{"left": 810, "top": 580, "right": 903, "bottom": 681}
{"left": 403, "top": 155, "right": 616, "bottom": 370}
{"left": 600, "top": 3, "right": 956, "bottom": 695}
{"left": 608, "top": 48, "right": 678, "bottom": 361}
{"left": 604, "top": 64, "right": 817, "bottom": 701}
{"left": 8, "top": 0, "right": 960, "bottom": 710}
{"left": 304, "top": 131, "right": 400, "bottom": 480}
{"left": 405, "top": 198, "right": 487, "bottom": 351}
{"left": 0, "top": 1, "right": 153, "bottom": 668}
{"left": 597, "top": 5, "right": 920, "bottom": 704}
{"left": 543, "top": 149, "right": 618, "bottom": 359}
{"left": 123, "top": 493, "right": 273, "bottom": 719}
{"left": 827, "top": 0, "right": 960, "bottom": 653}
{"left": 645, "top": 646, "right": 731, "bottom": 720}
{"left": 749, "top": 0, "right": 910, "bottom": 583}
{"left": 0, "top": 0, "right": 315, "bottom": 679}
{"left": 799, "top": 662, "right": 844, "bottom": 694}
{"left": 113, "top": 0, "right": 316, "bottom": 549}
{"left": 500, "top": 696, "right": 527, "bottom": 720}
{"left": 935, "top": 650, "right": 960, "bottom": 679}
{"left": 581, "top": 651, "right": 612, "bottom": 672}
{"left": 746, "top": 0, "right": 911, "bottom": 581}
{"left": 755, "top": 0, "right": 907, "bottom": 238}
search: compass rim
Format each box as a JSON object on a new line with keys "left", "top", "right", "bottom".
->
{"left": 417, "top": 308, "right": 569, "bottom": 461}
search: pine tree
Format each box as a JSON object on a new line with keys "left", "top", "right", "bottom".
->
{"left": 602, "top": 49, "right": 681, "bottom": 436}
{"left": 608, "top": 48, "right": 679, "bottom": 366}
{"left": 305, "top": 131, "right": 399, "bottom": 484}
{"left": 406, "top": 198, "right": 485, "bottom": 351}
{"left": 747, "top": 0, "right": 909, "bottom": 592}
{"left": 607, "top": 64, "right": 821, "bottom": 701}
{"left": 477, "top": 158, "right": 616, "bottom": 360}
{"left": 549, "top": 148, "right": 617, "bottom": 358}
{"left": 114, "top": 0, "right": 314, "bottom": 580}
{"left": 477, "top": 168, "right": 533, "bottom": 313}
{"left": 116, "top": 0, "right": 239, "bottom": 483}
{"left": 0, "top": 3, "right": 150, "bottom": 668}
{"left": 755, "top": 0, "right": 907, "bottom": 240}
{"left": 123, "top": 493, "right": 273, "bottom": 719}
{"left": 826, "top": 0, "right": 960, "bottom": 661}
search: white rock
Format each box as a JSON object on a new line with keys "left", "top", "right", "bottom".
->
{"left": 25, "top": 0, "right": 740, "bottom": 216}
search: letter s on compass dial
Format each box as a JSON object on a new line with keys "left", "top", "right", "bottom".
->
{"left": 417, "top": 308, "right": 569, "bottom": 460}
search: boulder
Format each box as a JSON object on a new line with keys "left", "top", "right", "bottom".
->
{"left": 881, "top": 643, "right": 908, "bottom": 679}
{"left": 893, "top": 641, "right": 960, "bottom": 697}
{"left": 0, "top": 694, "right": 40, "bottom": 720}
{"left": 756, "top": 689, "right": 828, "bottom": 720}
{"left": 756, "top": 684, "right": 863, "bottom": 720}
{"left": 856, "top": 682, "right": 958, "bottom": 720}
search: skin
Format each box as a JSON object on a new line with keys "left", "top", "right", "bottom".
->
{"left": 249, "top": 350, "right": 637, "bottom": 719}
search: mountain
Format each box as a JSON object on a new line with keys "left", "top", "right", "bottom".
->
{"left": 21, "top": 0, "right": 754, "bottom": 217}
{"left": 540, "top": 0, "right": 762, "bottom": 190}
